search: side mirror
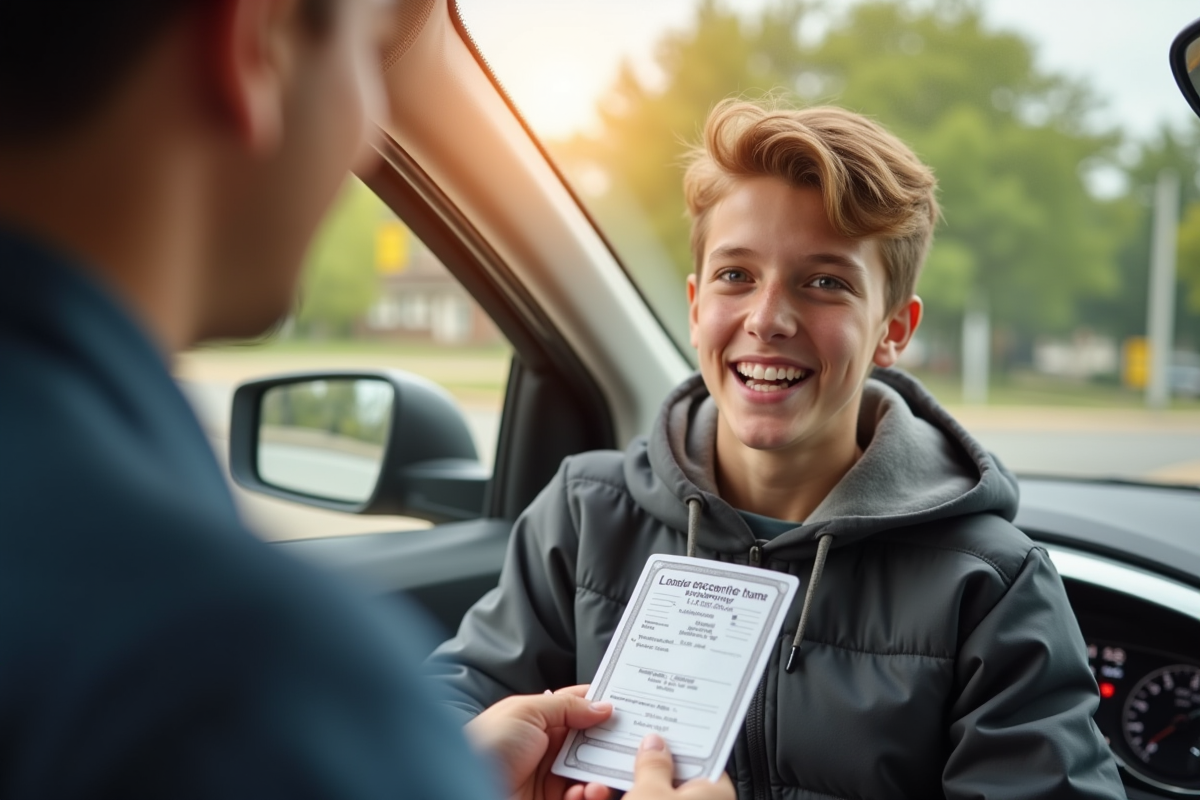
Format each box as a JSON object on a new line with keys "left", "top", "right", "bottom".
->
{"left": 229, "top": 371, "right": 489, "bottom": 523}
{"left": 1170, "top": 17, "right": 1200, "bottom": 120}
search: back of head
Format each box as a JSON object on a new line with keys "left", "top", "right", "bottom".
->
{"left": 684, "top": 99, "right": 939, "bottom": 313}
{"left": 0, "top": 0, "right": 334, "bottom": 145}
{"left": 0, "top": 1, "right": 199, "bottom": 144}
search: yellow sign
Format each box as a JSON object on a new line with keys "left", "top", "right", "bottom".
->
{"left": 1123, "top": 337, "right": 1149, "bottom": 389}
{"left": 376, "top": 222, "right": 408, "bottom": 274}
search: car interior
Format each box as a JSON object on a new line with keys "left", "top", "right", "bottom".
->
{"left": 213, "top": 1, "right": 1200, "bottom": 796}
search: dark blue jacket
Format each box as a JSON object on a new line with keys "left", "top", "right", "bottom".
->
{"left": 0, "top": 228, "right": 498, "bottom": 800}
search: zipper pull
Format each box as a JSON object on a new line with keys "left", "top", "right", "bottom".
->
{"left": 749, "top": 544, "right": 761, "bottom": 567}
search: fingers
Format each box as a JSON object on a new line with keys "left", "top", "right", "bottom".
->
{"left": 631, "top": 733, "right": 675, "bottom": 790}
{"left": 581, "top": 782, "right": 612, "bottom": 800}
{"left": 676, "top": 771, "right": 735, "bottom": 800}
{"left": 630, "top": 735, "right": 734, "bottom": 800}
{"left": 564, "top": 782, "right": 611, "bottom": 800}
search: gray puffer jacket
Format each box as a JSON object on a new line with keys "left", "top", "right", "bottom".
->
{"left": 429, "top": 368, "right": 1124, "bottom": 800}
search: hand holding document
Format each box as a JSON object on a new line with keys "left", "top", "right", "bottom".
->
{"left": 552, "top": 555, "right": 799, "bottom": 791}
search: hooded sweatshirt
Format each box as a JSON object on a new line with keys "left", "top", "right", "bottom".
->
{"left": 429, "top": 370, "right": 1124, "bottom": 800}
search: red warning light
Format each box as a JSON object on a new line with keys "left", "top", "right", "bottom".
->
{"left": 1099, "top": 682, "right": 1116, "bottom": 699}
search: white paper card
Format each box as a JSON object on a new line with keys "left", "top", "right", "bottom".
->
{"left": 551, "top": 554, "right": 799, "bottom": 790}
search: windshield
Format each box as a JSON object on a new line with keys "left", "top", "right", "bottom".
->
{"left": 457, "top": 0, "right": 1200, "bottom": 487}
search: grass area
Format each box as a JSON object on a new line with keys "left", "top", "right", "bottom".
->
{"left": 178, "top": 338, "right": 512, "bottom": 406}
{"left": 193, "top": 337, "right": 512, "bottom": 361}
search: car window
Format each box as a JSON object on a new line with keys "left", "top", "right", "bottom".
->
{"left": 457, "top": 0, "right": 1200, "bottom": 488}
{"left": 176, "top": 176, "right": 511, "bottom": 541}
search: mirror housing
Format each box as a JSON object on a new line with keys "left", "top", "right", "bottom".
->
{"left": 230, "top": 370, "right": 488, "bottom": 523}
{"left": 1170, "top": 17, "right": 1200, "bottom": 120}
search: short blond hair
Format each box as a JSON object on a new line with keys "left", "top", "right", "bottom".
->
{"left": 683, "top": 100, "right": 938, "bottom": 312}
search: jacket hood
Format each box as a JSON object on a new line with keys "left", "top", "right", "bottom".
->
{"left": 623, "top": 368, "right": 1019, "bottom": 561}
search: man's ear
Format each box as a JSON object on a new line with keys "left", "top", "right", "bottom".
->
{"left": 873, "top": 295, "right": 922, "bottom": 368}
{"left": 209, "top": 0, "right": 296, "bottom": 154}
{"left": 687, "top": 272, "right": 699, "bottom": 349}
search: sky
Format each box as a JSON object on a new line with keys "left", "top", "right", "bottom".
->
{"left": 456, "top": 0, "right": 1200, "bottom": 145}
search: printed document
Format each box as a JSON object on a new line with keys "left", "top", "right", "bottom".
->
{"left": 551, "top": 554, "right": 799, "bottom": 790}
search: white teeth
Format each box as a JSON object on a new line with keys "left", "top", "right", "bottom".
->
{"left": 736, "top": 362, "right": 809, "bottom": 385}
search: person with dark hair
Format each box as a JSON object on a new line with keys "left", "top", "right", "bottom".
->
{"left": 0, "top": 1, "right": 732, "bottom": 798}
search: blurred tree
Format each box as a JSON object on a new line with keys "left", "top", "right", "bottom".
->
{"left": 809, "top": 1, "right": 1121, "bottom": 353}
{"left": 294, "top": 177, "right": 381, "bottom": 338}
{"left": 1177, "top": 201, "right": 1200, "bottom": 315}
{"left": 555, "top": 0, "right": 813, "bottom": 274}
{"left": 1173, "top": 202, "right": 1200, "bottom": 351}
{"left": 556, "top": 0, "right": 1125, "bottom": 367}
{"left": 1117, "top": 124, "right": 1200, "bottom": 350}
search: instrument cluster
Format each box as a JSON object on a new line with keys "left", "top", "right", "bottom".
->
{"left": 1087, "top": 639, "right": 1200, "bottom": 794}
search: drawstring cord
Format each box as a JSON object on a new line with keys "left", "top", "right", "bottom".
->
{"left": 785, "top": 533, "right": 833, "bottom": 673}
{"left": 684, "top": 496, "right": 830, "bottom": 674}
{"left": 685, "top": 497, "right": 701, "bottom": 558}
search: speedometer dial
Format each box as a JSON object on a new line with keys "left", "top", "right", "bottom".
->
{"left": 1122, "top": 665, "right": 1200, "bottom": 785}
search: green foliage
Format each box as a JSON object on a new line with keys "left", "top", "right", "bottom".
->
{"left": 1067, "top": 124, "right": 1200, "bottom": 349}
{"left": 1177, "top": 201, "right": 1200, "bottom": 315}
{"left": 261, "top": 380, "right": 392, "bottom": 445}
{"left": 556, "top": 0, "right": 812, "bottom": 274}
{"left": 295, "top": 177, "right": 381, "bottom": 337}
{"left": 919, "top": 238, "right": 974, "bottom": 313}
{"left": 557, "top": 0, "right": 1129, "bottom": 354}
{"left": 806, "top": 1, "right": 1096, "bottom": 138}
{"left": 808, "top": 1, "right": 1121, "bottom": 340}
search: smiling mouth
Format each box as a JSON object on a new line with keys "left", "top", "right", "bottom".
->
{"left": 734, "top": 362, "right": 811, "bottom": 393}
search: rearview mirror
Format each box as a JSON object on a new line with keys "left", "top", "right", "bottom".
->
{"left": 229, "top": 370, "right": 489, "bottom": 523}
{"left": 1170, "top": 17, "right": 1200, "bottom": 120}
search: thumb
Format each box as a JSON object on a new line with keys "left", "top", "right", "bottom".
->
{"left": 631, "top": 733, "right": 675, "bottom": 790}
{"left": 525, "top": 690, "right": 614, "bottom": 732}
{"left": 555, "top": 692, "right": 614, "bottom": 731}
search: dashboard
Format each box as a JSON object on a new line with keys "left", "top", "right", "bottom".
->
{"left": 1018, "top": 479, "right": 1200, "bottom": 797}
{"left": 1086, "top": 635, "right": 1200, "bottom": 794}
{"left": 1053, "top": 555, "right": 1200, "bottom": 797}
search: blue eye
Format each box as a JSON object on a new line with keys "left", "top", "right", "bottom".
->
{"left": 719, "top": 269, "right": 749, "bottom": 282}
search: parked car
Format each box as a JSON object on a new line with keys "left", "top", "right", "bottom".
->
{"left": 215, "top": 3, "right": 1200, "bottom": 798}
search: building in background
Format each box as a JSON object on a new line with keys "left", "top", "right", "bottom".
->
{"left": 366, "top": 221, "right": 501, "bottom": 345}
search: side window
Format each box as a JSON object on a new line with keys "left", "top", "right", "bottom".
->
{"left": 176, "top": 177, "right": 511, "bottom": 541}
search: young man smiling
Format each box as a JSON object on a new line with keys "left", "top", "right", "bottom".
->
{"left": 431, "top": 100, "right": 1126, "bottom": 799}
{"left": 689, "top": 173, "right": 917, "bottom": 525}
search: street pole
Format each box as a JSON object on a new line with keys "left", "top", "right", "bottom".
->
{"left": 1146, "top": 170, "right": 1179, "bottom": 410}
{"left": 962, "top": 287, "right": 989, "bottom": 405}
